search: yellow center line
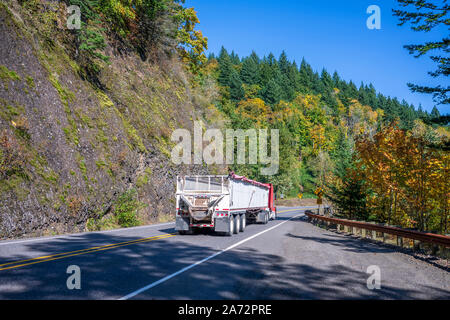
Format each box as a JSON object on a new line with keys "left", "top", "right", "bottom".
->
{"left": 278, "top": 208, "right": 302, "bottom": 214}
{"left": 0, "top": 233, "right": 176, "bottom": 268}
{"left": 0, "top": 233, "right": 176, "bottom": 271}
{"left": 0, "top": 207, "right": 302, "bottom": 272}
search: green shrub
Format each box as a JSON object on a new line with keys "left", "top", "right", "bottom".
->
{"left": 113, "top": 188, "right": 145, "bottom": 228}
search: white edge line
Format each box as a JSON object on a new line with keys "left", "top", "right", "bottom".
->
{"left": 119, "top": 211, "right": 303, "bottom": 300}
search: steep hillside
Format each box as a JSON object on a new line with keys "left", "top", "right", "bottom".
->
{"left": 0, "top": 1, "right": 221, "bottom": 239}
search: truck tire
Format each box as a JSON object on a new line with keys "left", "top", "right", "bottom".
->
{"left": 225, "top": 216, "right": 234, "bottom": 236}
{"left": 263, "top": 212, "right": 268, "bottom": 224}
{"left": 233, "top": 214, "right": 240, "bottom": 234}
{"left": 270, "top": 210, "right": 277, "bottom": 221}
{"left": 239, "top": 214, "right": 246, "bottom": 232}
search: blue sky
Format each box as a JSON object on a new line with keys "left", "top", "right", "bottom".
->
{"left": 186, "top": 0, "right": 449, "bottom": 114}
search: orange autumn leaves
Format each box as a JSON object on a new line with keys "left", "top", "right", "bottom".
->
{"left": 355, "top": 121, "right": 449, "bottom": 233}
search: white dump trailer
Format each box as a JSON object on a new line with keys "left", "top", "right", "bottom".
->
{"left": 175, "top": 173, "right": 276, "bottom": 236}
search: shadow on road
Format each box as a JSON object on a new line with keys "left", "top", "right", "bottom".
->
{"left": 290, "top": 218, "right": 450, "bottom": 272}
{"left": 0, "top": 219, "right": 448, "bottom": 300}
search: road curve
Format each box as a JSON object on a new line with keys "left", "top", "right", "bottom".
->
{"left": 0, "top": 207, "right": 448, "bottom": 299}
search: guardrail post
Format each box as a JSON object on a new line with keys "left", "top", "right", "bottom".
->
{"left": 372, "top": 230, "right": 377, "bottom": 241}
{"left": 413, "top": 240, "right": 420, "bottom": 252}
{"left": 431, "top": 244, "right": 438, "bottom": 256}
{"left": 407, "top": 238, "right": 414, "bottom": 249}
{"left": 344, "top": 225, "right": 350, "bottom": 234}
{"left": 361, "top": 228, "right": 367, "bottom": 238}
{"left": 439, "top": 246, "right": 449, "bottom": 260}
{"left": 396, "top": 236, "right": 403, "bottom": 248}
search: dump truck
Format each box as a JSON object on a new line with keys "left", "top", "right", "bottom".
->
{"left": 175, "top": 173, "right": 276, "bottom": 235}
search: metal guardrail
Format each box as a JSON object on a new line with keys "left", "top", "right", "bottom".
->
{"left": 305, "top": 211, "right": 450, "bottom": 248}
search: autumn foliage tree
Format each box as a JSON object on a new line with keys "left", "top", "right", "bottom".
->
{"left": 355, "top": 121, "right": 449, "bottom": 233}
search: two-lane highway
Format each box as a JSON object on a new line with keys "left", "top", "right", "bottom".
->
{"left": 0, "top": 207, "right": 449, "bottom": 299}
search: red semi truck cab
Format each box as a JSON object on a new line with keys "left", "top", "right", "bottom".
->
{"left": 268, "top": 183, "right": 277, "bottom": 218}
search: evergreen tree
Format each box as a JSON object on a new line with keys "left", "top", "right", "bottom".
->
{"left": 218, "top": 46, "right": 229, "bottom": 64}
{"left": 417, "top": 104, "right": 424, "bottom": 117}
{"left": 230, "top": 50, "right": 240, "bottom": 64}
{"left": 280, "top": 73, "right": 296, "bottom": 101}
{"left": 399, "top": 102, "right": 416, "bottom": 130}
{"left": 258, "top": 58, "right": 273, "bottom": 87}
{"left": 332, "top": 71, "right": 341, "bottom": 88}
{"left": 249, "top": 51, "right": 260, "bottom": 63}
{"left": 260, "top": 78, "right": 282, "bottom": 106}
{"left": 240, "top": 56, "right": 259, "bottom": 85}
{"left": 367, "top": 84, "right": 377, "bottom": 107}
{"left": 299, "top": 58, "right": 314, "bottom": 93}
{"left": 266, "top": 53, "right": 277, "bottom": 68}
{"left": 278, "top": 51, "right": 290, "bottom": 75}
{"left": 258, "top": 54, "right": 281, "bottom": 91}
{"left": 393, "top": 0, "right": 450, "bottom": 105}
{"left": 218, "top": 51, "right": 233, "bottom": 87}
{"left": 343, "top": 80, "right": 358, "bottom": 100}
{"left": 330, "top": 131, "right": 353, "bottom": 179}
{"left": 358, "top": 83, "right": 369, "bottom": 105}
{"left": 320, "top": 69, "right": 333, "bottom": 90}
{"left": 319, "top": 69, "right": 337, "bottom": 109}
{"left": 327, "top": 131, "right": 368, "bottom": 221}
{"left": 431, "top": 106, "right": 441, "bottom": 118}
{"left": 288, "top": 61, "right": 302, "bottom": 93}
{"left": 328, "top": 173, "right": 369, "bottom": 221}
{"left": 229, "top": 69, "right": 245, "bottom": 102}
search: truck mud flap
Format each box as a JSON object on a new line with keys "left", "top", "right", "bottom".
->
{"left": 214, "top": 217, "right": 231, "bottom": 233}
{"left": 176, "top": 217, "right": 190, "bottom": 231}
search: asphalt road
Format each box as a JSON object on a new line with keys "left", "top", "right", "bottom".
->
{"left": 0, "top": 207, "right": 448, "bottom": 300}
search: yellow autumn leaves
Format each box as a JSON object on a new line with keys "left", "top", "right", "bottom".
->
{"left": 355, "top": 121, "right": 449, "bottom": 233}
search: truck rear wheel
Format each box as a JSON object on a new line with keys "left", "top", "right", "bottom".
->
{"left": 239, "top": 214, "right": 246, "bottom": 232}
{"left": 225, "top": 216, "right": 234, "bottom": 236}
{"left": 233, "top": 214, "right": 240, "bottom": 234}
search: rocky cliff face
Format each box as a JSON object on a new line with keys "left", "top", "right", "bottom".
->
{"left": 0, "top": 1, "right": 222, "bottom": 239}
